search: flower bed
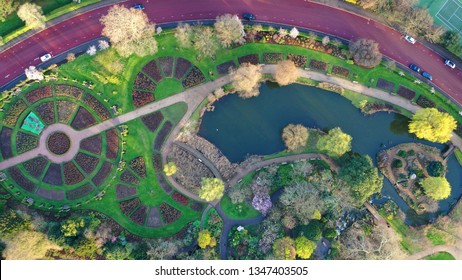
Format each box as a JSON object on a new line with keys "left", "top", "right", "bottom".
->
{"left": 174, "top": 58, "right": 192, "bottom": 79}
{"left": 146, "top": 207, "right": 162, "bottom": 227}
{"left": 71, "top": 106, "right": 96, "bottom": 130}
{"left": 416, "top": 96, "right": 435, "bottom": 108}
{"left": 80, "top": 135, "right": 102, "bottom": 155}
{"left": 455, "top": 123, "right": 462, "bottom": 138}
{"left": 0, "top": 127, "right": 13, "bottom": 159}
{"left": 106, "top": 129, "right": 119, "bottom": 160}
{"left": 23, "top": 157, "right": 47, "bottom": 178}
{"left": 152, "top": 153, "right": 162, "bottom": 172}
{"left": 83, "top": 94, "right": 110, "bottom": 120}
{"left": 130, "top": 156, "right": 146, "bottom": 178}
{"left": 8, "top": 166, "right": 36, "bottom": 192}
{"left": 75, "top": 152, "right": 99, "bottom": 174}
{"left": 43, "top": 163, "right": 63, "bottom": 186}
{"left": 397, "top": 85, "right": 416, "bottom": 100}
{"left": 332, "top": 65, "right": 350, "bottom": 78}
{"left": 47, "top": 132, "right": 70, "bottom": 155}
{"left": 263, "top": 53, "right": 283, "bottom": 64}
{"left": 3, "top": 100, "right": 27, "bottom": 126}
{"left": 25, "top": 86, "right": 52, "bottom": 104}
{"left": 119, "top": 197, "right": 140, "bottom": 216}
{"left": 154, "top": 121, "right": 172, "bottom": 150}
{"left": 141, "top": 111, "right": 164, "bottom": 132}
{"left": 159, "top": 202, "right": 182, "bottom": 224}
{"left": 132, "top": 90, "right": 155, "bottom": 108}
{"left": 64, "top": 162, "right": 85, "bottom": 185}
{"left": 116, "top": 184, "right": 137, "bottom": 199}
{"left": 182, "top": 67, "right": 205, "bottom": 88}
{"left": 142, "top": 60, "right": 163, "bottom": 82}
{"left": 309, "top": 59, "right": 328, "bottom": 72}
{"left": 156, "top": 173, "right": 172, "bottom": 193}
{"left": 377, "top": 78, "right": 395, "bottom": 92}
{"left": 66, "top": 184, "right": 94, "bottom": 200}
{"left": 120, "top": 169, "right": 140, "bottom": 185}
{"left": 238, "top": 54, "right": 259, "bottom": 65}
{"left": 133, "top": 73, "right": 156, "bottom": 91}
{"left": 287, "top": 54, "right": 307, "bottom": 67}
{"left": 172, "top": 192, "right": 189, "bottom": 206}
{"left": 190, "top": 201, "right": 204, "bottom": 212}
{"left": 91, "top": 161, "right": 112, "bottom": 187}
{"left": 57, "top": 101, "right": 78, "bottom": 124}
{"left": 158, "top": 56, "right": 175, "bottom": 77}
{"left": 130, "top": 204, "right": 148, "bottom": 225}
{"left": 55, "top": 85, "right": 83, "bottom": 99}
{"left": 216, "top": 60, "right": 236, "bottom": 75}
{"left": 35, "top": 102, "right": 55, "bottom": 125}
{"left": 363, "top": 102, "right": 395, "bottom": 114}
{"left": 36, "top": 187, "right": 64, "bottom": 200}
{"left": 16, "top": 132, "right": 38, "bottom": 154}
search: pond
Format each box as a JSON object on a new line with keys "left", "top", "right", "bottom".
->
{"left": 198, "top": 83, "right": 462, "bottom": 225}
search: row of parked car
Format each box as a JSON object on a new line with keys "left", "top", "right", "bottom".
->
{"left": 404, "top": 35, "right": 456, "bottom": 81}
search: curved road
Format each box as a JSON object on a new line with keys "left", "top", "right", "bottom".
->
{"left": 1, "top": 0, "right": 461, "bottom": 104}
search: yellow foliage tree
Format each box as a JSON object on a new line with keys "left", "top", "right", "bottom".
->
{"left": 317, "top": 127, "right": 352, "bottom": 157}
{"left": 4, "top": 230, "right": 60, "bottom": 259}
{"left": 273, "top": 237, "right": 296, "bottom": 260}
{"left": 230, "top": 63, "right": 262, "bottom": 99}
{"left": 295, "top": 236, "right": 316, "bottom": 259}
{"left": 198, "top": 230, "right": 216, "bottom": 248}
{"left": 422, "top": 177, "right": 451, "bottom": 200}
{"left": 409, "top": 108, "right": 456, "bottom": 143}
{"left": 199, "top": 178, "right": 224, "bottom": 202}
{"left": 163, "top": 162, "right": 177, "bottom": 176}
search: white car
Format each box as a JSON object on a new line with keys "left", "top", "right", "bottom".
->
{"left": 444, "top": 59, "right": 456, "bottom": 69}
{"left": 404, "top": 35, "right": 416, "bottom": 44}
{"left": 40, "top": 53, "right": 52, "bottom": 62}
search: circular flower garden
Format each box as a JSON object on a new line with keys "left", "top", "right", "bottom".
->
{"left": 47, "top": 132, "right": 71, "bottom": 155}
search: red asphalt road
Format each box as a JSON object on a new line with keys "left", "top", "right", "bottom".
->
{"left": 1, "top": 0, "right": 461, "bottom": 105}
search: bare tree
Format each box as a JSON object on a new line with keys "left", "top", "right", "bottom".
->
{"left": 192, "top": 25, "right": 219, "bottom": 59}
{"left": 175, "top": 22, "right": 193, "bottom": 48}
{"left": 17, "top": 3, "right": 46, "bottom": 30}
{"left": 278, "top": 28, "right": 288, "bottom": 37}
{"left": 322, "top": 36, "right": 330, "bottom": 46}
{"left": 214, "top": 14, "right": 245, "bottom": 48}
{"left": 281, "top": 124, "right": 308, "bottom": 151}
{"left": 229, "top": 63, "right": 262, "bottom": 99}
{"left": 66, "top": 53, "right": 76, "bottom": 62}
{"left": 100, "top": 5, "right": 157, "bottom": 57}
{"left": 147, "top": 239, "right": 181, "bottom": 260}
{"left": 274, "top": 60, "right": 299, "bottom": 86}
{"left": 349, "top": 38, "right": 382, "bottom": 68}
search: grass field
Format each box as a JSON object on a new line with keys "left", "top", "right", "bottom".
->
{"left": 424, "top": 251, "right": 456, "bottom": 260}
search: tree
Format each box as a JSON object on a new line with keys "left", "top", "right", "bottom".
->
{"left": 295, "top": 236, "right": 316, "bottom": 259}
{"left": 339, "top": 153, "right": 383, "bottom": 206}
{"left": 98, "top": 40, "right": 110, "bottom": 50}
{"left": 214, "top": 14, "right": 245, "bottom": 48}
{"left": 228, "top": 181, "right": 252, "bottom": 204}
{"left": 147, "top": 239, "right": 180, "bottom": 259}
{"left": 440, "top": 30, "right": 462, "bottom": 55}
{"left": 408, "top": 108, "right": 457, "bottom": 143}
{"left": 426, "top": 161, "right": 445, "bottom": 177}
{"left": 66, "top": 53, "right": 76, "bottom": 62}
{"left": 100, "top": 5, "right": 157, "bottom": 57}
{"left": 0, "top": 0, "right": 19, "bottom": 22}
{"left": 61, "top": 217, "right": 85, "bottom": 237}
{"left": 198, "top": 230, "right": 216, "bottom": 248}
{"left": 281, "top": 124, "right": 308, "bottom": 151}
{"left": 86, "top": 45, "right": 97, "bottom": 56}
{"left": 317, "top": 127, "right": 352, "bottom": 157}
{"left": 322, "top": 36, "right": 330, "bottom": 46}
{"left": 175, "top": 22, "right": 193, "bottom": 48}
{"left": 274, "top": 60, "right": 299, "bottom": 86}
{"left": 422, "top": 177, "right": 451, "bottom": 200}
{"left": 273, "top": 237, "right": 296, "bottom": 260}
{"left": 280, "top": 182, "right": 324, "bottom": 224}
{"left": 3, "top": 230, "right": 60, "bottom": 259}
{"left": 163, "top": 162, "right": 177, "bottom": 176}
{"left": 230, "top": 63, "right": 262, "bottom": 99}
{"left": 349, "top": 38, "right": 382, "bottom": 68}
{"left": 192, "top": 25, "right": 219, "bottom": 59}
{"left": 199, "top": 178, "right": 224, "bottom": 202}
{"left": 17, "top": 3, "right": 46, "bottom": 30}
{"left": 289, "top": 27, "right": 299, "bottom": 38}
{"left": 0, "top": 210, "right": 31, "bottom": 238}
{"left": 278, "top": 28, "right": 288, "bottom": 37}
{"left": 24, "top": 66, "right": 43, "bottom": 81}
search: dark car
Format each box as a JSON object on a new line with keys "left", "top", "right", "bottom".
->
{"left": 409, "top": 64, "right": 421, "bottom": 73}
{"left": 422, "top": 71, "right": 432, "bottom": 81}
{"left": 132, "top": 4, "right": 144, "bottom": 10}
{"left": 242, "top": 13, "right": 255, "bottom": 21}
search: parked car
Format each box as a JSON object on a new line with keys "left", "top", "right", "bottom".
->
{"left": 444, "top": 59, "right": 456, "bottom": 69}
{"left": 242, "top": 13, "right": 256, "bottom": 21}
{"left": 422, "top": 71, "right": 433, "bottom": 81}
{"left": 404, "top": 35, "right": 416, "bottom": 44}
{"left": 40, "top": 53, "right": 52, "bottom": 62}
{"left": 409, "top": 64, "right": 421, "bottom": 73}
{"left": 132, "top": 3, "right": 144, "bottom": 10}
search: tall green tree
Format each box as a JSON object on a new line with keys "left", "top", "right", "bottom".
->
{"left": 0, "top": 0, "right": 19, "bottom": 22}
{"left": 421, "top": 177, "right": 451, "bottom": 200}
{"left": 339, "top": 153, "right": 383, "bottom": 206}
{"left": 440, "top": 30, "right": 462, "bottom": 55}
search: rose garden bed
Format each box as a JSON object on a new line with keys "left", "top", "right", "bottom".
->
{"left": 23, "top": 157, "right": 47, "bottom": 178}
{"left": 130, "top": 204, "right": 148, "bottom": 225}
{"left": 120, "top": 169, "right": 140, "bottom": 185}
{"left": 47, "top": 132, "right": 70, "bottom": 155}
{"left": 25, "top": 86, "right": 52, "bottom": 104}
{"left": 216, "top": 60, "right": 236, "bottom": 75}
{"left": 309, "top": 59, "right": 328, "bottom": 72}
{"left": 132, "top": 90, "right": 155, "bottom": 108}
{"left": 106, "top": 129, "right": 119, "bottom": 160}
{"left": 75, "top": 152, "right": 99, "bottom": 174}
{"left": 416, "top": 96, "right": 435, "bottom": 108}
{"left": 116, "top": 184, "right": 137, "bottom": 199}
{"left": 63, "top": 162, "right": 85, "bottom": 185}
{"left": 189, "top": 201, "right": 204, "bottom": 212}
{"left": 332, "top": 65, "right": 350, "bottom": 78}
{"left": 57, "top": 101, "right": 78, "bottom": 123}
{"left": 0, "top": 127, "right": 13, "bottom": 159}
{"left": 238, "top": 54, "right": 259, "bottom": 65}
{"left": 377, "top": 78, "right": 395, "bottom": 92}
{"left": 287, "top": 54, "right": 307, "bottom": 67}
{"left": 159, "top": 202, "right": 182, "bottom": 224}
{"left": 156, "top": 173, "right": 172, "bottom": 194}
{"left": 119, "top": 197, "right": 141, "bottom": 216}
{"left": 397, "top": 85, "right": 416, "bottom": 100}
{"left": 4, "top": 100, "right": 27, "bottom": 126}
{"left": 71, "top": 107, "right": 96, "bottom": 130}
{"left": 35, "top": 102, "right": 55, "bottom": 125}
{"left": 133, "top": 73, "right": 156, "bottom": 91}
{"left": 80, "top": 135, "right": 102, "bottom": 155}
{"left": 141, "top": 111, "right": 164, "bottom": 132}
{"left": 66, "top": 184, "right": 94, "bottom": 200}
{"left": 129, "top": 156, "right": 146, "bottom": 178}
{"left": 55, "top": 85, "right": 83, "bottom": 99}
{"left": 154, "top": 121, "right": 172, "bottom": 150}
{"left": 43, "top": 163, "right": 63, "bottom": 186}
{"left": 158, "top": 56, "right": 175, "bottom": 77}
{"left": 16, "top": 132, "right": 38, "bottom": 154}
{"left": 152, "top": 153, "right": 162, "bottom": 172}
{"left": 182, "top": 67, "right": 205, "bottom": 88}
{"left": 83, "top": 94, "right": 110, "bottom": 120}
{"left": 142, "top": 60, "right": 163, "bottom": 82}
{"left": 8, "top": 166, "right": 36, "bottom": 192}
{"left": 172, "top": 192, "right": 189, "bottom": 206}
{"left": 263, "top": 53, "right": 283, "bottom": 64}
{"left": 91, "top": 161, "right": 112, "bottom": 187}
{"left": 174, "top": 58, "right": 192, "bottom": 80}
{"left": 36, "top": 187, "right": 64, "bottom": 200}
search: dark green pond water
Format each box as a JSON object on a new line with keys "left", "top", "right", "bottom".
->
{"left": 198, "top": 83, "right": 462, "bottom": 225}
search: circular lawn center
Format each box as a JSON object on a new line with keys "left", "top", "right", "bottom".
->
{"left": 47, "top": 132, "right": 71, "bottom": 155}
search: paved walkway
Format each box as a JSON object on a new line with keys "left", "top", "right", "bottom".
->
{"left": 405, "top": 244, "right": 462, "bottom": 260}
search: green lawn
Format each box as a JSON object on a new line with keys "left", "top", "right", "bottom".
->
{"left": 424, "top": 252, "right": 455, "bottom": 260}
{"left": 220, "top": 195, "right": 260, "bottom": 220}
{"left": 426, "top": 227, "right": 448, "bottom": 245}
{"left": 154, "top": 78, "right": 184, "bottom": 100}
{"left": 454, "top": 148, "right": 462, "bottom": 167}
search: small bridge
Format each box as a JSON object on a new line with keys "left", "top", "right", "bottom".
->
{"left": 442, "top": 143, "right": 455, "bottom": 159}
